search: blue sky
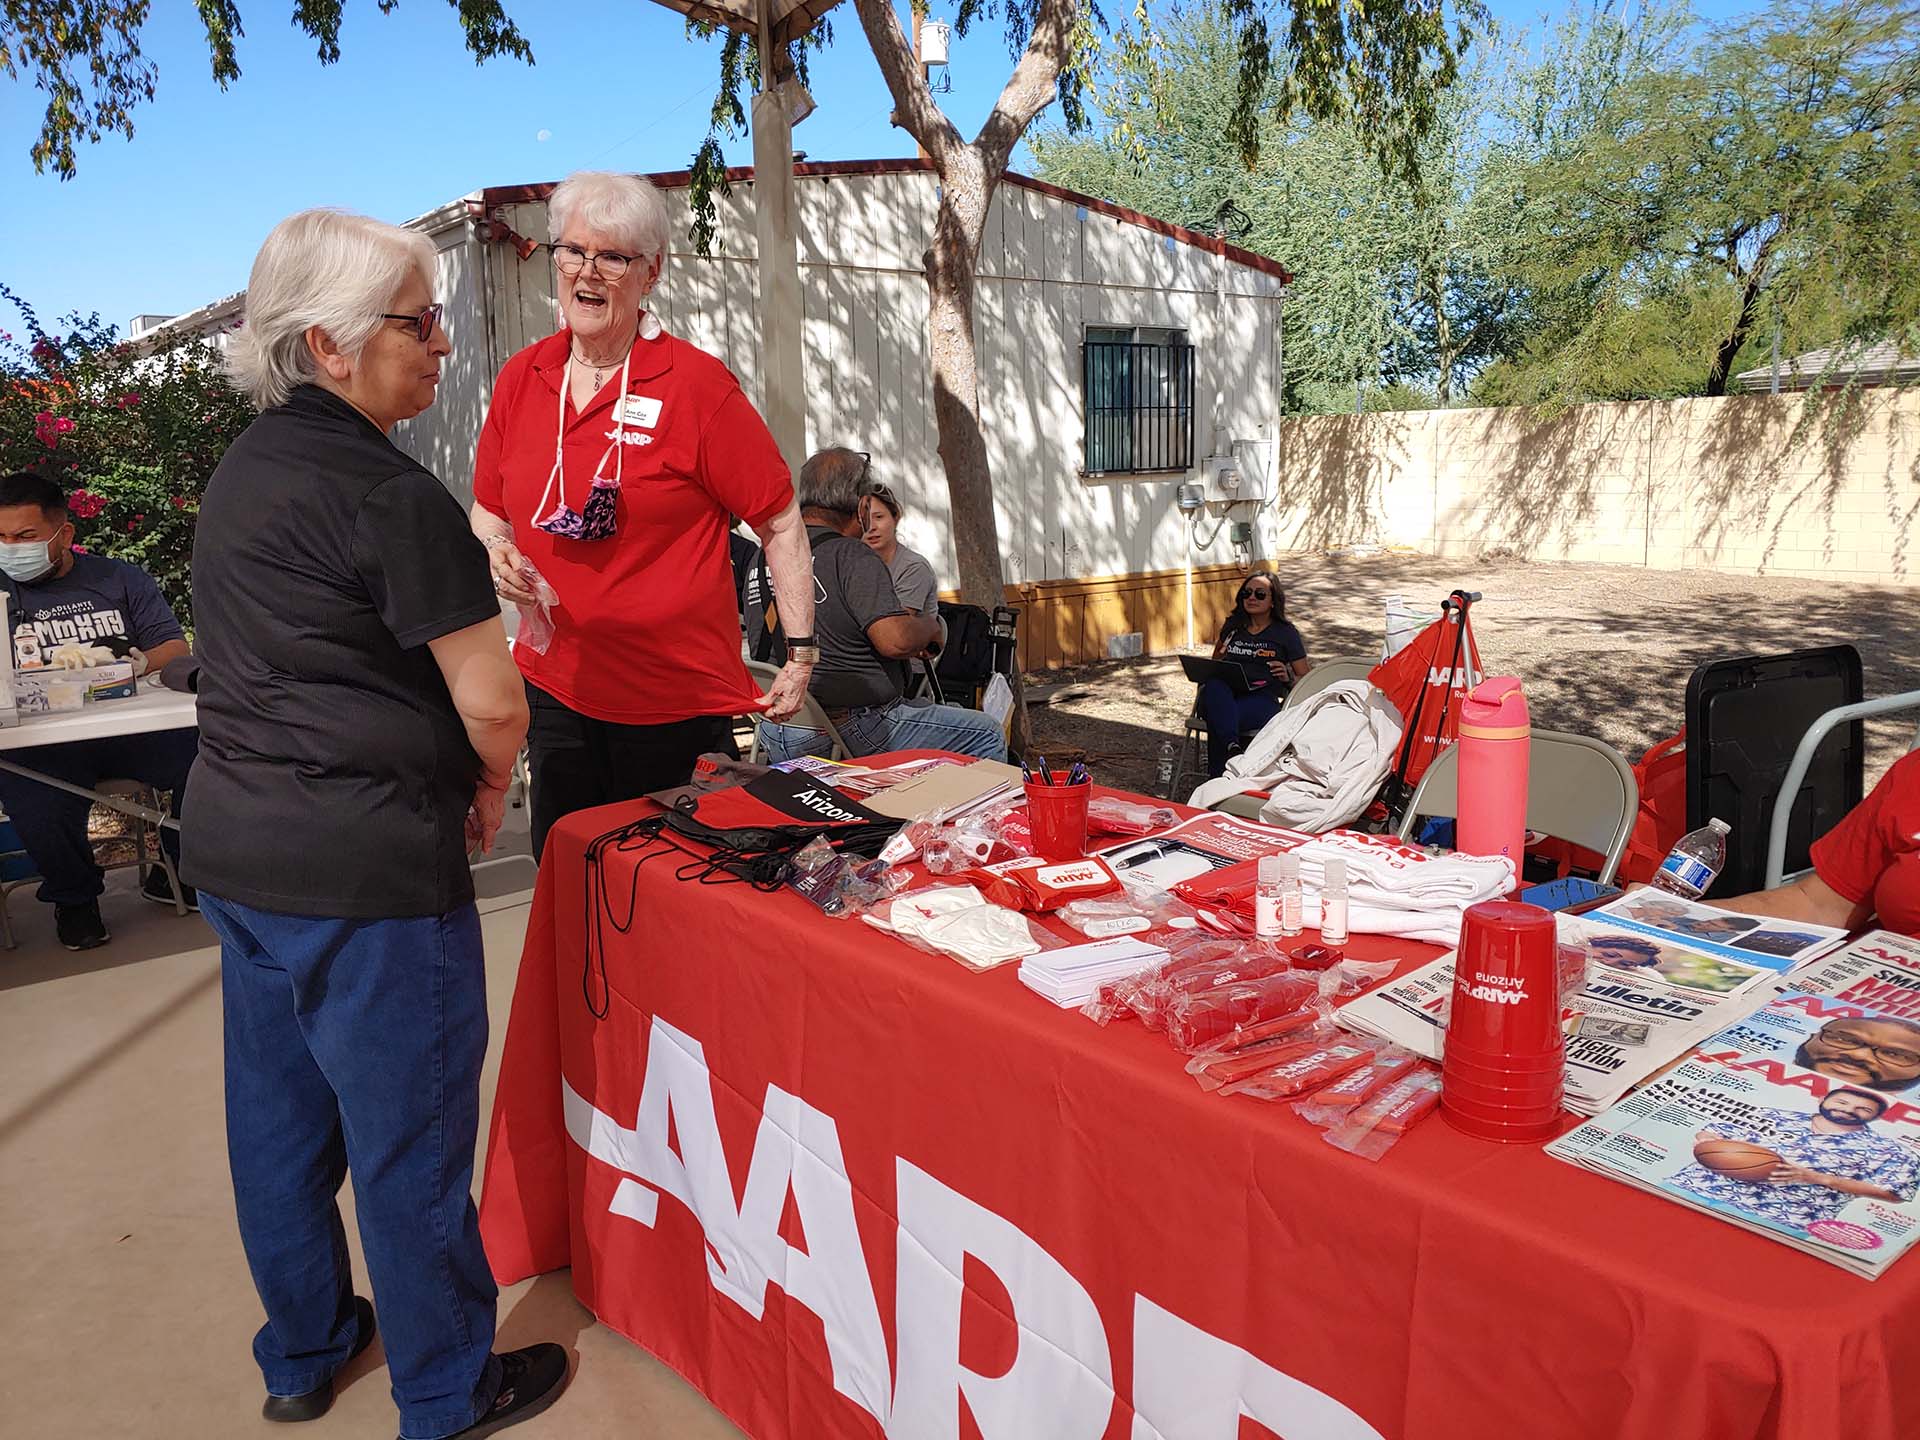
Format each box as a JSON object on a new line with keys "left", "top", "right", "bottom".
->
{"left": 0, "top": 1, "right": 1751, "bottom": 334}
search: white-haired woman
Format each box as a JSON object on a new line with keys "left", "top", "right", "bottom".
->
{"left": 471, "top": 170, "right": 816, "bottom": 860}
{"left": 185, "top": 209, "right": 570, "bottom": 1439}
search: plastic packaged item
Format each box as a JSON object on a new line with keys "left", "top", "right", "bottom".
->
{"left": 513, "top": 559, "right": 561, "bottom": 655}
{"left": 1154, "top": 740, "right": 1177, "bottom": 798}
{"left": 1294, "top": 1046, "right": 1422, "bottom": 1126}
{"left": 1277, "top": 852, "right": 1303, "bottom": 936}
{"left": 1165, "top": 968, "right": 1326, "bottom": 1053}
{"left": 1080, "top": 934, "right": 1285, "bottom": 1027}
{"left": 1184, "top": 1009, "right": 1338, "bottom": 1090}
{"left": 1059, "top": 896, "right": 1154, "bottom": 938}
{"left": 923, "top": 810, "right": 1006, "bottom": 874}
{"left": 1255, "top": 855, "right": 1283, "bottom": 939}
{"left": 861, "top": 885, "right": 1051, "bottom": 970}
{"left": 1323, "top": 1066, "right": 1444, "bottom": 1161}
{"left": 788, "top": 838, "right": 907, "bottom": 918}
{"left": 1321, "top": 857, "right": 1350, "bottom": 945}
{"left": 1649, "top": 817, "right": 1732, "bottom": 899}
{"left": 1287, "top": 941, "right": 1344, "bottom": 971}
{"left": 962, "top": 855, "right": 1123, "bottom": 913}
{"left": 1222, "top": 1036, "right": 1383, "bottom": 1100}
{"left": 1085, "top": 797, "right": 1179, "bottom": 838}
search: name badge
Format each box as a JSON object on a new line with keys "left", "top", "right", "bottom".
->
{"left": 620, "top": 395, "right": 663, "bottom": 429}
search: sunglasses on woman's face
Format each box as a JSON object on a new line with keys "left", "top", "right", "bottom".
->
{"left": 379, "top": 303, "right": 444, "bottom": 343}
{"left": 1240, "top": 586, "right": 1271, "bottom": 602}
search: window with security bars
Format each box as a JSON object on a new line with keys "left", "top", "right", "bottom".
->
{"left": 1082, "top": 326, "right": 1196, "bottom": 475}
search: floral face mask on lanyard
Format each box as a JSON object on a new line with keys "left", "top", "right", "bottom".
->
{"left": 533, "top": 344, "right": 632, "bottom": 541}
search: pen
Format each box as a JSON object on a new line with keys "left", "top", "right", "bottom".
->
{"left": 1021, "top": 759, "right": 1033, "bottom": 783}
{"left": 1038, "top": 755, "right": 1055, "bottom": 786}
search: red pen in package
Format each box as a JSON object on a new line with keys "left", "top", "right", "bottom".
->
{"left": 1221, "top": 1037, "right": 1383, "bottom": 1100}
{"left": 1183, "top": 1008, "right": 1335, "bottom": 1091}
{"left": 1164, "top": 968, "right": 1324, "bottom": 1052}
{"left": 1293, "top": 1046, "right": 1422, "bottom": 1127}
{"left": 1322, "top": 1066, "right": 1443, "bottom": 1161}
{"left": 1082, "top": 935, "right": 1290, "bottom": 1029}
{"left": 962, "top": 855, "right": 1123, "bottom": 912}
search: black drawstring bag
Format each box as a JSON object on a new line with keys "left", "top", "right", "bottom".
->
{"left": 581, "top": 771, "right": 901, "bottom": 1017}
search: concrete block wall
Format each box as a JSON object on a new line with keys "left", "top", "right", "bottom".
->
{"left": 1267, "top": 391, "right": 1920, "bottom": 584}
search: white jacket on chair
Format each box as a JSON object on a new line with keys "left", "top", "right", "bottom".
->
{"left": 1186, "top": 679, "right": 1403, "bottom": 832}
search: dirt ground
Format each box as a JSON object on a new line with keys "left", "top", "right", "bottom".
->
{"left": 1025, "top": 554, "right": 1920, "bottom": 799}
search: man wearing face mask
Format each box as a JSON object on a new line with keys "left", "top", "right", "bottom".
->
{"left": 0, "top": 471, "right": 197, "bottom": 950}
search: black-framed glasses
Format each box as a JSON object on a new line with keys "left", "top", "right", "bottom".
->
{"left": 380, "top": 304, "right": 443, "bottom": 342}
{"left": 549, "top": 243, "right": 636, "bottom": 280}
{"left": 1238, "top": 584, "right": 1272, "bottom": 602}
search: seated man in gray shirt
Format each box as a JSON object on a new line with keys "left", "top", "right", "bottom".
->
{"left": 744, "top": 448, "right": 1006, "bottom": 763}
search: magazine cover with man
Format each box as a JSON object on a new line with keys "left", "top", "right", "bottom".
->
{"left": 1549, "top": 990, "right": 1920, "bottom": 1278}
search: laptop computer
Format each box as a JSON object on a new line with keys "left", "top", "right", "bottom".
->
{"left": 1179, "top": 654, "right": 1254, "bottom": 696}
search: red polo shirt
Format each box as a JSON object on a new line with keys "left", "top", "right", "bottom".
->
{"left": 1812, "top": 750, "right": 1920, "bottom": 936}
{"left": 473, "top": 327, "right": 791, "bottom": 724}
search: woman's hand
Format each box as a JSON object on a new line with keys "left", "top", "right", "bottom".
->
{"left": 761, "top": 657, "right": 815, "bottom": 722}
{"left": 1267, "top": 659, "right": 1291, "bottom": 679}
{"left": 466, "top": 777, "right": 509, "bottom": 855}
{"left": 487, "top": 538, "right": 540, "bottom": 606}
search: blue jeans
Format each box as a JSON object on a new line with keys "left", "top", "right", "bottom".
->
{"left": 757, "top": 697, "right": 1008, "bottom": 764}
{"left": 1198, "top": 679, "right": 1281, "bottom": 777}
{"left": 204, "top": 894, "right": 502, "bottom": 1440}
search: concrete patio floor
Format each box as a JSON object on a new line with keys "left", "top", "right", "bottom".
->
{"left": 0, "top": 861, "right": 748, "bottom": 1440}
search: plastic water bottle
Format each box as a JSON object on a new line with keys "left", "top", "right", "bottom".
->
{"left": 1155, "top": 740, "right": 1176, "bottom": 798}
{"left": 1650, "top": 818, "right": 1732, "bottom": 899}
{"left": 1457, "top": 676, "right": 1530, "bottom": 889}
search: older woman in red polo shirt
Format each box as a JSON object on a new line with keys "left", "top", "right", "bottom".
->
{"left": 1721, "top": 750, "right": 1920, "bottom": 937}
{"left": 471, "top": 170, "right": 816, "bottom": 859}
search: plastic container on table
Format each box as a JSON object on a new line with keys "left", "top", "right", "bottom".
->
{"left": 1024, "top": 779, "right": 1091, "bottom": 861}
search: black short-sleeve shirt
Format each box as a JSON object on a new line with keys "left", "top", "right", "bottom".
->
{"left": 1220, "top": 620, "right": 1306, "bottom": 693}
{"left": 181, "top": 386, "right": 501, "bottom": 918}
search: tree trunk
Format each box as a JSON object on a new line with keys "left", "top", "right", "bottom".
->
{"left": 1705, "top": 234, "right": 1779, "bottom": 398}
{"left": 924, "top": 185, "right": 1003, "bottom": 606}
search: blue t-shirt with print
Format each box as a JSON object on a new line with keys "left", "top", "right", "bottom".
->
{"left": 4, "top": 552, "right": 184, "bottom": 666}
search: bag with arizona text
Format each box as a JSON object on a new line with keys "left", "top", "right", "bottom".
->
{"left": 659, "top": 770, "right": 901, "bottom": 859}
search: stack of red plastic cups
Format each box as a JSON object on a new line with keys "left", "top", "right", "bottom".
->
{"left": 1441, "top": 900, "right": 1565, "bottom": 1142}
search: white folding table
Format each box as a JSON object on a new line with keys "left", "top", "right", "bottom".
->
{"left": 0, "top": 682, "right": 198, "bottom": 830}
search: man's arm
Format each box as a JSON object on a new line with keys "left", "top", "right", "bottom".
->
{"left": 751, "top": 499, "right": 816, "bottom": 721}
{"left": 140, "top": 638, "right": 190, "bottom": 671}
{"left": 868, "top": 612, "right": 941, "bottom": 659}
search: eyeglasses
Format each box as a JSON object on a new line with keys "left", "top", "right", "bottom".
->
{"left": 1818, "top": 1027, "right": 1920, "bottom": 1068}
{"left": 379, "top": 304, "right": 443, "bottom": 342}
{"left": 550, "top": 243, "right": 637, "bottom": 280}
{"left": 1239, "top": 586, "right": 1272, "bottom": 601}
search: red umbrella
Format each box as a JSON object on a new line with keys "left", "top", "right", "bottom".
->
{"left": 1369, "top": 590, "right": 1485, "bottom": 812}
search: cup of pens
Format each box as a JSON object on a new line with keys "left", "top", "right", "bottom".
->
{"left": 1022, "top": 755, "right": 1092, "bottom": 861}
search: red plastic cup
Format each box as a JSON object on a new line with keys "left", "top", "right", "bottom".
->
{"left": 1441, "top": 1043, "right": 1566, "bottom": 1078}
{"left": 1440, "top": 1066, "right": 1566, "bottom": 1113}
{"left": 1024, "top": 779, "right": 1091, "bottom": 861}
{"left": 1445, "top": 901, "right": 1563, "bottom": 1058}
{"left": 1441, "top": 1095, "right": 1567, "bottom": 1143}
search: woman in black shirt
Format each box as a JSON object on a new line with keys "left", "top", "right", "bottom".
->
{"left": 1200, "top": 571, "right": 1311, "bottom": 776}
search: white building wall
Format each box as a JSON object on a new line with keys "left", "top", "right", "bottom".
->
{"left": 476, "top": 168, "right": 1285, "bottom": 593}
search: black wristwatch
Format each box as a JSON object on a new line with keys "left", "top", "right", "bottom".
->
{"left": 785, "top": 634, "right": 817, "bottom": 648}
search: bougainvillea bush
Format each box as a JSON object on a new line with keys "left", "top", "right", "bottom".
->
{"left": 0, "top": 284, "right": 254, "bottom": 626}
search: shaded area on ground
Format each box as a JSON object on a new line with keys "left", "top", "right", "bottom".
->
{"left": 1026, "top": 555, "right": 1920, "bottom": 799}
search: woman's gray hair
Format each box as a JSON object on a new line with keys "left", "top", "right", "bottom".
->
{"left": 797, "top": 448, "right": 869, "bottom": 518}
{"left": 548, "top": 171, "right": 669, "bottom": 271}
{"left": 226, "top": 209, "right": 435, "bottom": 411}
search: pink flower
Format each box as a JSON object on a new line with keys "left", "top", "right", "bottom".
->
{"left": 131, "top": 513, "right": 145, "bottom": 524}
{"left": 125, "top": 520, "right": 138, "bottom": 533}
{"left": 116, "top": 392, "right": 141, "bottom": 409}
{"left": 54, "top": 416, "right": 75, "bottom": 435}
{"left": 168, "top": 495, "right": 191, "bottom": 510}
{"left": 71, "top": 544, "right": 87, "bottom": 554}
{"left": 68, "top": 490, "right": 107, "bottom": 520}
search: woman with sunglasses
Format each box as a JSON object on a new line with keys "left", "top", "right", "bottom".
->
{"left": 858, "top": 478, "right": 940, "bottom": 616}
{"left": 187, "top": 209, "right": 570, "bottom": 1438}
{"left": 1200, "top": 571, "right": 1311, "bottom": 777}
{"left": 469, "top": 170, "right": 817, "bottom": 860}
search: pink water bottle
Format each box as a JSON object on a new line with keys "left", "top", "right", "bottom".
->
{"left": 1456, "top": 675, "right": 1529, "bottom": 890}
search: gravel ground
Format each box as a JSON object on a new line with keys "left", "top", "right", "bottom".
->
{"left": 1026, "top": 554, "right": 1920, "bottom": 799}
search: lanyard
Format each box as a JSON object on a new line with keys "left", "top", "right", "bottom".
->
{"left": 531, "top": 343, "right": 632, "bottom": 530}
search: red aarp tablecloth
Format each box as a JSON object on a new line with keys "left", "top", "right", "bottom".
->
{"left": 479, "top": 760, "right": 1920, "bottom": 1440}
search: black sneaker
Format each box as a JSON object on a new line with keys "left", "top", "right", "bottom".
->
{"left": 262, "top": 1295, "right": 377, "bottom": 1423}
{"left": 429, "top": 1344, "right": 571, "bottom": 1440}
{"left": 54, "top": 900, "right": 109, "bottom": 951}
{"left": 141, "top": 867, "right": 199, "bottom": 911}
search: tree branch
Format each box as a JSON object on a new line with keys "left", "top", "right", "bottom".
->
{"left": 974, "top": 0, "right": 1076, "bottom": 177}
{"left": 851, "top": 0, "right": 963, "bottom": 166}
